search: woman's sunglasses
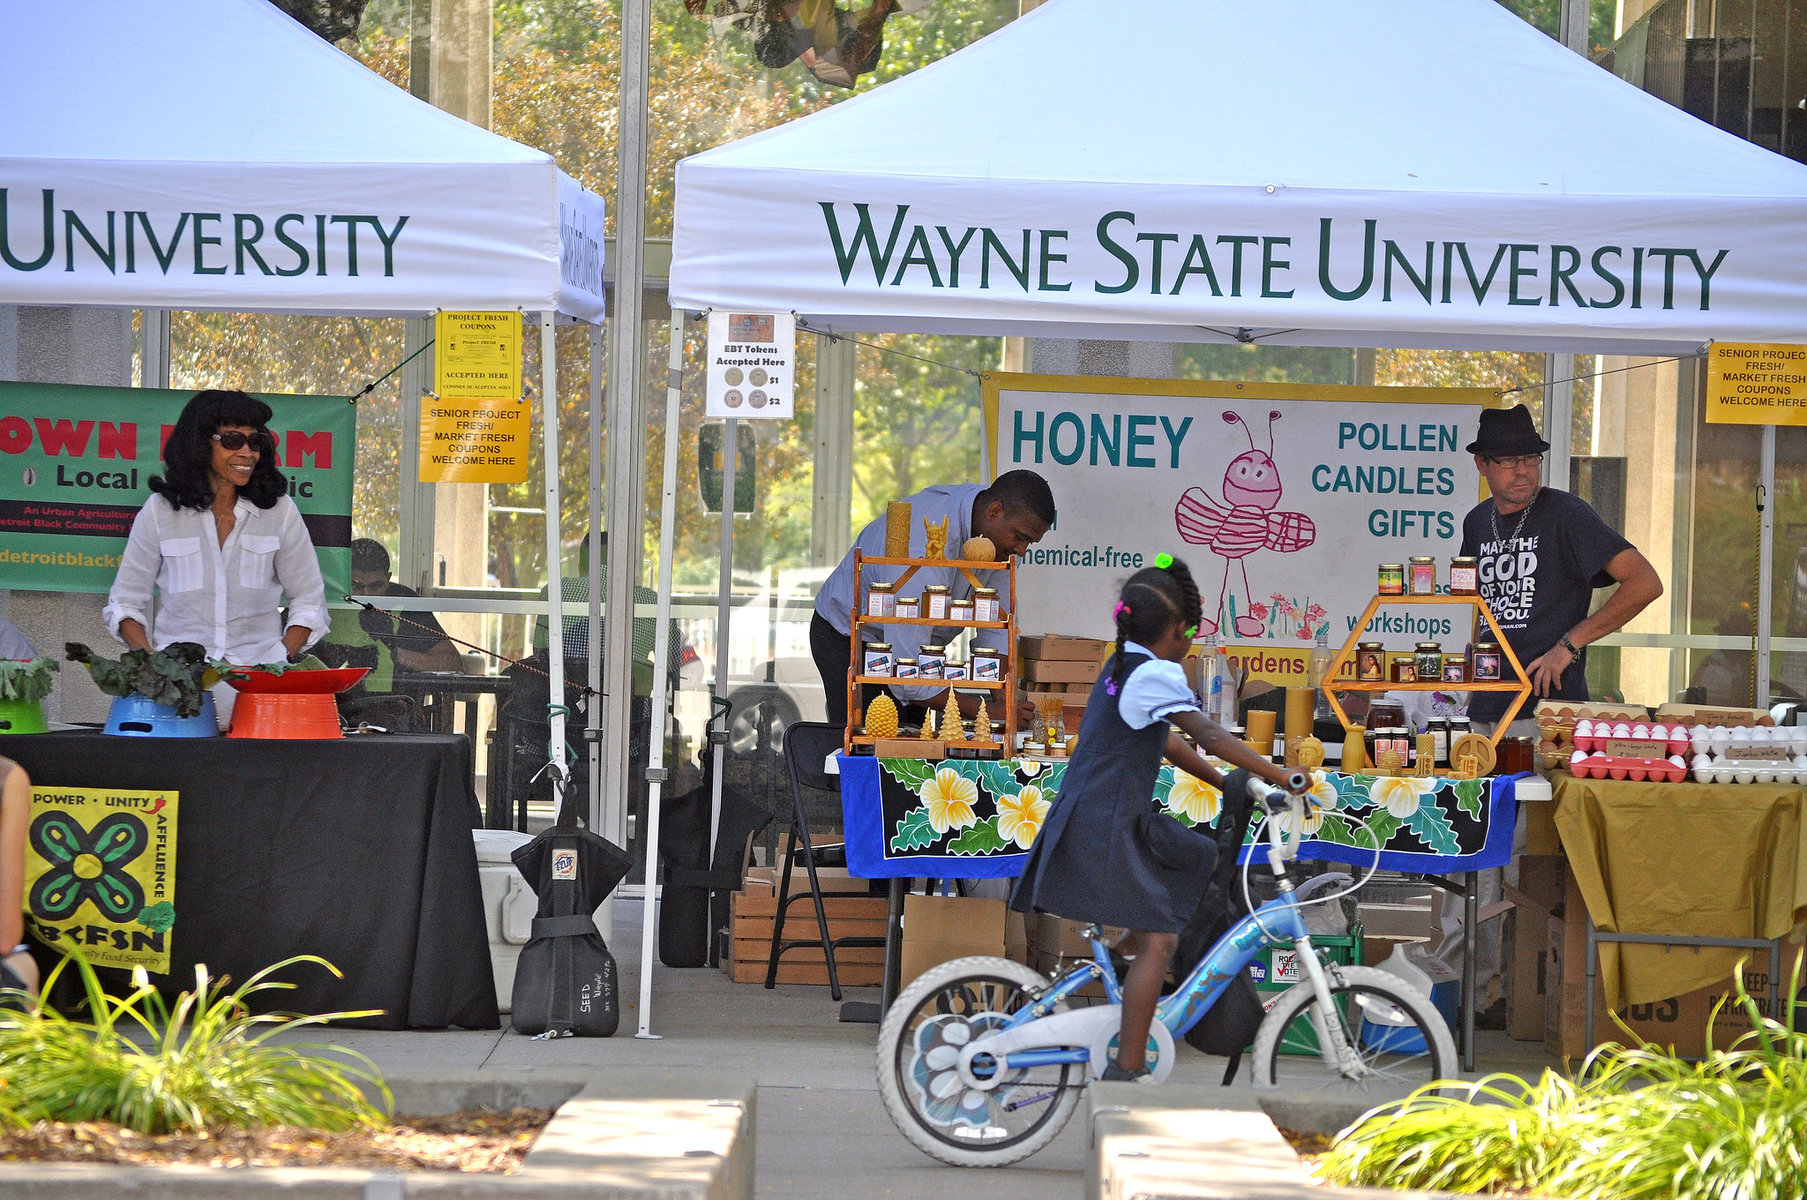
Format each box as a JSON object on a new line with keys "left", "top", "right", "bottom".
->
{"left": 212, "top": 430, "right": 275, "bottom": 453}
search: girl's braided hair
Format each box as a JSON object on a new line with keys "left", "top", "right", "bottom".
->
{"left": 1109, "top": 555, "right": 1204, "bottom": 689}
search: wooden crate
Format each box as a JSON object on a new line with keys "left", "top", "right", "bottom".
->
{"left": 728, "top": 958, "right": 885, "bottom": 986}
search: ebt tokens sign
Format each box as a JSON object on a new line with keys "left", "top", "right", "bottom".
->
{"left": 984, "top": 376, "right": 1495, "bottom": 687}
{"left": 706, "top": 311, "right": 795, "bottom": 420}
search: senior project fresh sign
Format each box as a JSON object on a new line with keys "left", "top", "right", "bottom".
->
{"left": 985, "top": 375, "right": 1494, "bottom": 686}
{"left": 0, "top": 382, "right": 354, "bottom": 594}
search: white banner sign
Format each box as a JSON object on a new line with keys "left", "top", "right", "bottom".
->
{"left": 705, "top": 310, "right": 795, "bottom": 420}
{"left": 986, "top": 376, "right": 1494, "bottom": 686}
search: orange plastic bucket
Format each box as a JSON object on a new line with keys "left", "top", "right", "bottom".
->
{"left": 227, "top": 692, "right": 343, "bottom": 740}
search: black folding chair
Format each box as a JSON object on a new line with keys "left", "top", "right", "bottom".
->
{"left": 766, "top": 722, "right": 884, "bottom": 999}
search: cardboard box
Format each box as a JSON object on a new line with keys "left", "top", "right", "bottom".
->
{"left": 741, "top": 864, "right": 872, "bottom": 896}
{"left": 898, "top": 894, "right": 1006, "bottom": 989}
{"left": 1655, "top": 703, "right": 1769, "bottom": 727}
{"left": 728, "top": 957, "right": 884, "bottom": 986}
{"left": 1541, "top": 863, "right": 1803, "bottom": 1058}
{"left": 1026, "top": 658, "right": 1101, "bottom": 684}
{"left": 1361, "top": 934, "right": 1430, "bottom": 966}
{"left": 1503, "top": 855, "right": 1567, "bottom": 1041}
{"left": 1356, "top": 901, "right": 1437, "bottom": 941}
{"left": 1018, "top": 634, "right": 1110, "bottom": 661}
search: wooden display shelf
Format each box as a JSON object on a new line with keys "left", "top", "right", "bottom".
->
{"left": 1322, "top": 593, "right": 1533, "bottom": 749}
{"left": 846, "top": 550, "right": 1017, "bottom": 754}
{"left": 853, "top": 675, "right": 1005, "bottom": 689}
{"left": 856, "top": 616, "right": 1010, "bottom": 628}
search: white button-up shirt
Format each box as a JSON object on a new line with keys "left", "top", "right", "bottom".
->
{"left": 103, "top": 494, "right": 328, "bottom": 665}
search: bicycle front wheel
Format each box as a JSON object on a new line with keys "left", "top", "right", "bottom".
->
{"left": 876, "top": 955, "right": 1083, "bottom": 1167}
{"left": 1250, "top": 964, "right": 1456, "bottom": 1094}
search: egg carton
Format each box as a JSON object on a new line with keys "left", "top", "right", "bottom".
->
{"left": 1570, "top": 719, "right": 1690, "bottom": 756}
{"left": 1566, "top": 751, "right": 1688, "bottom": 782}
{"left": 1685, "top": 756, "right": 1807, "bottom": 784}
{"left": 1679, "top": 724, "right": 1807, "bottom": 758}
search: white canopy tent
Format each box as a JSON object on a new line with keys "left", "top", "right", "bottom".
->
{"left": 658, "top": 0, "right": 1807, "bottom": 1032}
{"left": 672, "top": 0, "right": 1807, "bottom": 353}
{"left": 0, "top": 0, "right": 619, "bottom": 970}
{"left": 0, "top": 0, "right": 605, "bottom": 321}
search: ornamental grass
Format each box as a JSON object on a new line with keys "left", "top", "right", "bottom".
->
{"left": 1318, "top": 961, "right": 1807, "bottom": 1200}
{"left": 0, "top": 951, "right": 390, "bottom": 1135}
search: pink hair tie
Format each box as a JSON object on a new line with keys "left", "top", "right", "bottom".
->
{"left": 1113, "top": 601, "right": 1131, "bottom": 620}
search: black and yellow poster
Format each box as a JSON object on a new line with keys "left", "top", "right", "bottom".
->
{"left": 24, "top": 787, "right": 177, "bottom": 974}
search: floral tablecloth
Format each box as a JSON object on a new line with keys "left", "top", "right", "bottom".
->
{"left": 836, "top": 755, "right": 1519, "bottom": 880}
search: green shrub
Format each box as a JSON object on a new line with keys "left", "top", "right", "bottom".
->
{"left": 1318, "top": 960, "right": 1807, "bottom": 1200}
{"left": 0, "top": 951, "right": 391, "bottom": 1135}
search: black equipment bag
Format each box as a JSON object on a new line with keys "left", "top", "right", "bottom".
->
{"left": 1173, "top": 769, "right": 1267, "bottom": 1060}
{"left": 509, "top": 785, "right": 632, "bottom": 1037}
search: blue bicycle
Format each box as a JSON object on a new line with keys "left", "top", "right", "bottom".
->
{"left": 876, "top": 774, "right": 1457, "bottom": 1166}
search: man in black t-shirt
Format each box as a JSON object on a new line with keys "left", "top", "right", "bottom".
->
{"left": 317, "top": 539, "right": 464, "bottom": 688}
{"left": 1459, "top": 404, "right": 1663, "bottom": 732}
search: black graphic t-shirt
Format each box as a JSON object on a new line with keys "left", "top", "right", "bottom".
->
{"left": 1459, "top": 488, "right": 1631, "bottom": 721}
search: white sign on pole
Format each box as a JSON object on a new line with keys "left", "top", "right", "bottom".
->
{"left": 987, "top": 376, "right": 1494, "bottom": 688}
{"left": 705, "top": 311, "right": 795, "bottom": 419}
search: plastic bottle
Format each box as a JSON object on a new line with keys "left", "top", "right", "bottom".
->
{"left": 1198, "top": 637, "right": 1232, "bottom": 727}
{"left": 1308, "top": 626, "right": 1336, "bottom": 719}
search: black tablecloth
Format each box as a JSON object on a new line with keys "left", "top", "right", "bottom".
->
{"left": 4, "top": 731, "right": 499, "bottom": 1030}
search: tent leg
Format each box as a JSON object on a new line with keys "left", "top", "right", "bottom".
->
{"left": 712, "top": 415, "right": 737, "bottom": 864}
{"left": 587, "top": 325, "right": 606, "bottom": 835}
{"left": 635, "top": 312, "right": 687, "bottom": 1039}
{"left": 539, "top": 311, "right": 568, "bottom": 782}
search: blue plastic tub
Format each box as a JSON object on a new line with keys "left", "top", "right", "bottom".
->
{"left": 104, "top": 692, "right": 219, "bottom": 738}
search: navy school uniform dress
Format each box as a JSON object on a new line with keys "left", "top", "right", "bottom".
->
{"left": 1010, "top": 644, "right": 1219, "bottom": 934}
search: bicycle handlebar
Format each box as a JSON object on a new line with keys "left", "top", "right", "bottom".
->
{"left": 1245, "top": 770, "right": 1311, "bottom": 806}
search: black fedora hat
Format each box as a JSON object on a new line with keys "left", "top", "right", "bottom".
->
{"left": 1466, "top": 404, "right": 1551, "bottom": 457}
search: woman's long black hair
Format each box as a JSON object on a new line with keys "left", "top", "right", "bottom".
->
{"left": 1110, "top": 556, "right": 1204, "bottom": 690}
{"left": 149, "top": 390, "right": 288, "bottom": 512}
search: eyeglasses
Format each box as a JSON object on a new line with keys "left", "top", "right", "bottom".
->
{"left": 212, "top": 430, "right": 274, "bottom": 453}
{"left": 1486, "top": 453, "right": 1544, "bottom": 470}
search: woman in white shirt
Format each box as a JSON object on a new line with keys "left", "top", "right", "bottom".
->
{"left": 104, "top": 390, "right": 328, "bottom": 686}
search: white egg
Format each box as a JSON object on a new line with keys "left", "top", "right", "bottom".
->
{"left": 1612, "top": 722, "right": 1633, "bottom": 738}
{"left": 1735, "top": 768, "right": 1755, "bottom": 784}
{"left": 1691, "top": 733, "right": 1710, "bottom": 755}
{"left": 1754, "top": 768, "right": 1774, "bottom": 783}
{"left": 1670, "top": 755, "right": 1688, "bottom": 767}
{"left": 1650, "top": 723, "right": 1670, "bottom": 741}
{"left": 1694, "top": 767, "right": 1716, "bottom": 783}
{"left": 1575, "top": 718, "right": 1595, "bottom": 738}
{"left": 1631, "top": 723, "right": 1650, "bottom": 740}
{"left": 1714, "top": 768, "right": 1735, "bottom": 784}
{"left": 1570, "top": 749, "right": 1589, "bottom": 768}
{"left": 1691, "top": 752, "right": 1713, "bottom": 769}
{"left": 1710, "top": 727, "right": 1733, "bottom": 751}
{"left": 1731, "top": 726, "right": 1753, "bottom": 743}
{"left": 1690, "top": 723, "right": 1710, "bottom": 739}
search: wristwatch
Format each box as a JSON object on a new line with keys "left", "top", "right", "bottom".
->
{"left": 1560, "top": 634, "right": 1581, "bottom": 658}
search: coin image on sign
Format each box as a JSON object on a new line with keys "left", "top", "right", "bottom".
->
{"left": 21, "top": 468, "right": 35, "bottom": 487}
{"left": 723, "top": 389, "right": 744, "bottom": 409}
{"left": 750, "top": 368, "right": 768, "bottom": 386}
{"left": 724, "top": 367, "right": 744, "bottom": 386}
{"left": 748, "top": 390, "right": 768, "bottom": 408}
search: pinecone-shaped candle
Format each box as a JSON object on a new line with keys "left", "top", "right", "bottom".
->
{"left": 974, "top": 699, "right": 996, "bottom": 745}
{"left": 918, "top": 709, "right": 937, "bottom": 740}
{"left": 941, "top": 691, "right": 964, "bottom": 742}
{"left": 865, "top": 693, "right": 899, "bottom": 739}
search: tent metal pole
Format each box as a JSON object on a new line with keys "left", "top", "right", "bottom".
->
{"left": 635, "top": 312, "right": 686, "bottom": 1039}
{"left": 1758, "top": 423, "right": 1775, "bottom": 705}
{"left": 540, "top": 311, "right": 568, "bottom": 787}
{"left": 1544, "top": 353, "right": 1574, "bottom": 492}
{"left": 712, "top": 414, "right": 738, "bottom": 870}
{"left": 607, "top": 0, "right": 652, "bottom": 928}
{"left": 587, "top": 325, "right": 605, "bottom": 833}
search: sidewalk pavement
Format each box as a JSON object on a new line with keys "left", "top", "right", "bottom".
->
{"left": 289, "top": 897, "right": 1564, "bottom": 1200}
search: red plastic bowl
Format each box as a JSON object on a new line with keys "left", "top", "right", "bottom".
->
{"left": 224, "top": 666, "right": 369, "bottom": 694}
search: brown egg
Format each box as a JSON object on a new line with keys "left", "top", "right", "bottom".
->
{"left": 1538, "top": 738, "right": 1559, "bottom": 756}
{"left": 1759, "top": 714, "right": 1775, "bottom": 726}
{"left": 1557, "top": 706, "right": 1576, "bottom": 719}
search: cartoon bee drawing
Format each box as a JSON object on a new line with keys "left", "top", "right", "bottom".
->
{"left": 1175, "top": 410, "right": 1316, "bottom": 638}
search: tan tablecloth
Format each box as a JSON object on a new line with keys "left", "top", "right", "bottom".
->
{"left": 1552, "top": 774, "right": 1807, "bottom": 1008}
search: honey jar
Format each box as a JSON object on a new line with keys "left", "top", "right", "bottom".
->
{"left": 1409, "top": 556, "right": 1436, "bottom": 595}
{"left": 1378, "top": 563, "right": 1404, "bottom": 594}
{"left": 1414, "top": 641, "right": 1444, "bottom": 681}
{"left": 1356, "top": 641, "right": 1387, "bottom": 682}
{"left": 973, "top": 587, "right": 1000, "bottom": 621}
{"left": 1471, "top": 641, "right": 1503, "bottom": 682}
{"left": 865, "top": 582, "right": 895, "bottom": 618}
{"left": 924, "top": 585, "right": 951, "bottom": 620}
{"left": 1448, "top": 557, "right": 1478, "bottom": 595}
{"left": 862, "top": 643, "right": 893, "bottom": 676}
{"left": 895, "top": 594, "right": 920, "bottom": 620}
{"left": 1389, "top": 654, "right": 1417, "bottom": 683}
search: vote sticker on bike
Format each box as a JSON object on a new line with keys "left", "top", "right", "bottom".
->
{"left": 1270, "top": 950, "right": 1304, "bottom": 983}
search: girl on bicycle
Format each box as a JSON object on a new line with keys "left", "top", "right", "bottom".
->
{"left": 1010, "top": 554, "right": 1306, "bottom": 1082}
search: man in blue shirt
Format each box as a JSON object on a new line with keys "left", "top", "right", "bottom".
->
{"left": 813, "top": 469, "right": 1055, "bottom": 728}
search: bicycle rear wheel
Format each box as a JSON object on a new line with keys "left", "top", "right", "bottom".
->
{"left": 1250, "top": 964, "right": 1456, "bottom": 1094}
{"left": 876, "top": 956, "right": 1083, "bottom": 1167}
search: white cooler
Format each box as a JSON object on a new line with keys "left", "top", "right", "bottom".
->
{"left": 472, "top": 829, "right": 538, "bottom": 1012}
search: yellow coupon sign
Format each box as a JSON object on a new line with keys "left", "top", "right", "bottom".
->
{"left": 434, "top": 311, "right": 521, "bottom": 400}
{"left": 25, "top": 786, "right": 177, "bottom": 974}
{"left": 420, "top": 396, "right": 531, "bottom": 483}
{"left": 1705, "top": 342, "right": 1807, "bottom": 424}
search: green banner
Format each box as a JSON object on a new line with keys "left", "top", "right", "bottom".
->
{"left": 0, "top": 383, "right": 353, "bottom": 595}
